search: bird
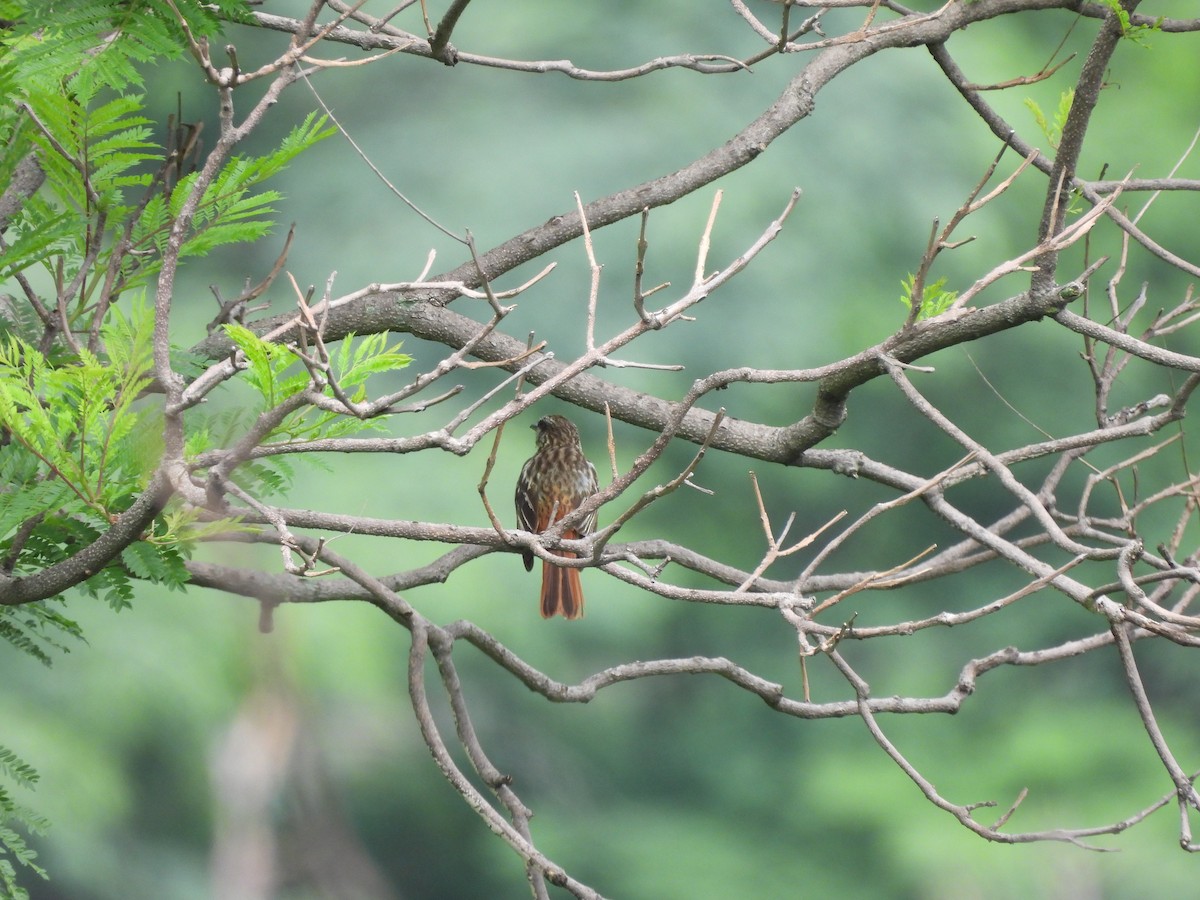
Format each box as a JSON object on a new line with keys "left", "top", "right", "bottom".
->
{"left": 515, "top": 414, "right": 599, "bottom": 619}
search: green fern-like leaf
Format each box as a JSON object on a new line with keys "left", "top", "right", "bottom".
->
{"left": 0, "top": 750, "right": 38, "bottom": 792}
{"left": 82, "top": 564, "right": 135, "bottom": 612}
{"left": 0, "top": 479, "right": 75, "bottom": 545}
{"left": 155, "top": 112, "right": 334, "bottom": 261}
{"left": 2, "top": 0, "right": 248, "bottom": 99}
{"left": 0, "top": 618, "right": 54, "bottom": 668}
{"left": 1024, "top": 89, "right": 1074, "bottom": 150}
{"left": 0, "top": 746, "right": 48, "bottom": 898}
{"left": 7, "top": 603, "right": 84, "bottom": 659}
{"left": 120, "top": 541, "right": 169, "bottom": 583}
{"left": 1096, "top": 0, "right": 1159, "bottom": 42}
{"left": 333, "top": 332, "right": 413, "bottom": 389}
{"left": 0, "top": 313, "right": 168, "bottom": 616}
{"left": 0, "top": 203, "right": 76, "bottom": 284}
{"left": 223, "top": 324, "right": 309, "bottom": 406}
{"left": 899, "top": 273, "right": 957, "bottom": 320}
{"left": 239, "top": 458, "right": 294, "bottom": 497}
{"left": 0, "top": 309, "right": 158, "bottom": 513}
{"left": 159, "top": 505, "right": 252, "bottom": 549}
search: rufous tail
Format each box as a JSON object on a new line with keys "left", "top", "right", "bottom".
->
{"left": 540, "top": 552, "right": 584, "bottom": 619}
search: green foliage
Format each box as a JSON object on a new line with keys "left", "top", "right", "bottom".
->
{"left": 1096, "top": 0, "right": 1162, "bottom": 44}
{"left": 1024, "top": 89, "right": 1087, "bottom": 216}
{"left": 0, "top": 2, "right": 351, "bottom": 896}
{"left": 121, "top": 537, "right": 186, "bottom": 587}
{"left": 0, "top": 316, "right": 179, "bottom": 614}
{"left": 24, "top": 92, "right": 158, "bottom": 209}
{"left": 1, "top": 2, "right": 328, "bottom": 331}
{"left": 0, "top": 311, "right": 156, "bottom": 514}
{"left": 0, "top": 746, "right": 48, "bottom": 899}
{"left": 0, "top": 304, "right": 245, "bottom": 617}
{"left": 223, "top": 326, "right": 413, "bottom": 447}
{"left": 224, "top": 324, "right": 313, "bottom": 408}
{"left": 899, "top": 273, "right": 957, "bottom": 320}
{"left": 1024, "top": 88, "right": 1074, "bottom": 150}
{"left": 179, "top": 324, "right": 414, "bottom": 502}
{"left": 2, "top": 99, "right": 333, "bottom": 323}
{"left": 5, "top": 91, "right": 163, "bottom": 297}
{"left": 0, "top": 0, "right": 342, "bottom": 559}
{"left": 135, "top": 112, "right": 336, "bottom": 265}
{"left": 0, "top": 0, "right": 250, "bottom": 97}
{"left": 0, "top": 602, "right": 83, "bottom": 668}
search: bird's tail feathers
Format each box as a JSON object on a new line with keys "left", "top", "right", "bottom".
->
{"left": 540, "top": 550, "right": 584, "bottom": 619}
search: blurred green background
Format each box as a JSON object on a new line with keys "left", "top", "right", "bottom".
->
{"left": 5, "top": 1, "right": 1200, "bottom": 897}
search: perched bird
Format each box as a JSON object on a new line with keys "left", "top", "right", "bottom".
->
{"left": 515, "top": 414, "right": 599, "bottom": 619}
